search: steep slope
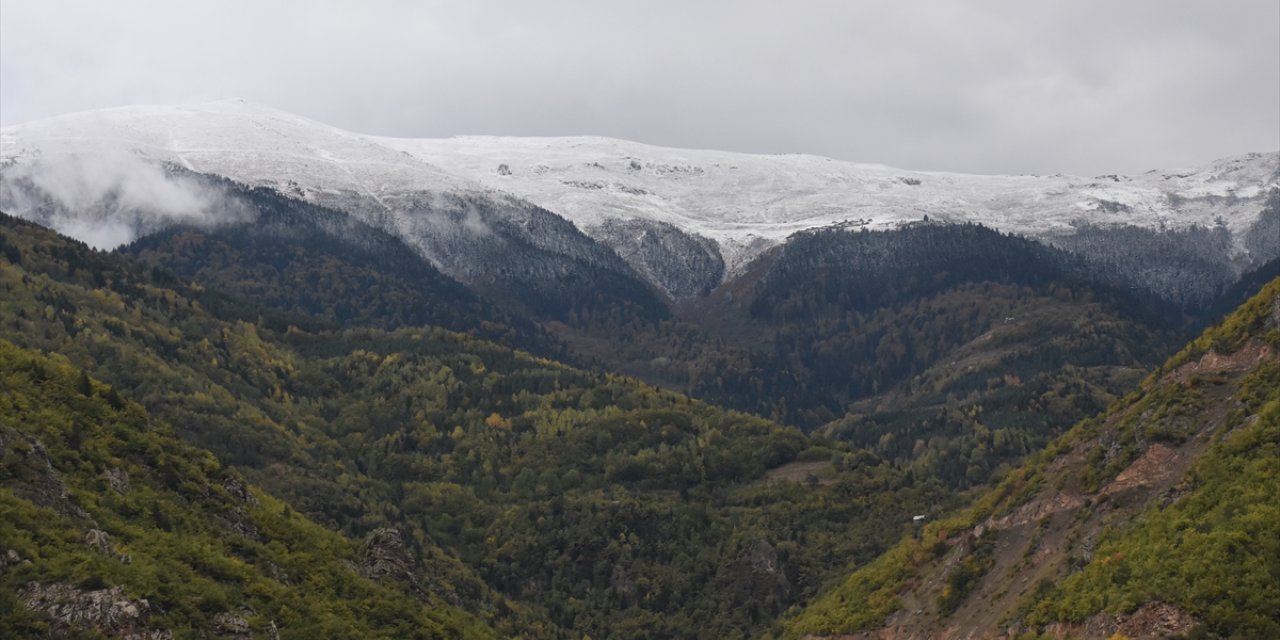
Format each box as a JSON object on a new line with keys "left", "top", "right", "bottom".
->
{"left": 0, "top": 339, "right": 494, "bottom": 639}
{"left": 741, "top": 224, "right": 1178, "bottom": 420}
{"left": 590, "top": 218, "right": 725, "bottom": 298}
{"left": 561, "top": 224, "right": 1181, "bottom": 453}
{"left": 113, "top": 204, "right": 1186, "bottom": 494}
{"left": 108, "top": 183, "right": 1181, "bottom": 477}
{"left": 118, "top": 181, "right": 563, "bottom": 356}
{"left": 0, "top": 212, "right": 960, "bottom": 639}
{"left": 783, "top": 276, "right": 1280, "bottom": 639}
{"left": 1205, "top": 255, "right": 1280, "bottom": 324}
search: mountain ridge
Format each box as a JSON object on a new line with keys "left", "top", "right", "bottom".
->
{"left": 3, "top": 100, "right": 1276, "bottom": 297}
{"left": 783, "top": 276, "right": 1280, "bottom": 639}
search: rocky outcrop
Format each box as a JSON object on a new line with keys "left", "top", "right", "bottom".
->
{"left": 1102, "top": 443, "right": 1181, "bottom": 495}
{"left": 1161, "top": 339, "right": 1274, "bottom": 385}
{"left": 21, "top": 581, "right": 262, "bottom": 639}
{"left": 0, "top": 424, "right": 91, "bottom": 521}
{"left": 264, "top": 560, "right": 292, "bottom": 586}
{"left": 985, "top": 491, "right": 1086, "bottom": 531}
{"left": 220, "top": 476, "right": 259, "bottom": 506}
{"left": 211, "top": 610, "right": 254, "bottom": 640}
{"left": 84, "top": 528, "right": 115, "bottom": 556}
{"left": 1, "top": 548, "right": 30, "bottom": 571}
{"left": 358, "top": 527, "right": 421, "bottom": 592}
{"left": 724, "top": 539, "right": 792, "bottom": 603}
{"left": 105, "top": 467, "right": 131, "bottom": 494}
{"left": 213, "top": 475, "right": 263, "bottom": 541}
{"left": 21, "top": 581, "right": 172, "bottom": 639}
{"left": 1045, "top": 601, "right": 1197, "bottom": 639}
{"left": 794, "top": 329, "right": 1278, "bottom": 640}
{"left": 743, "top": 539, "right": 791, "bottom": 596}
{"left": 217, "top": 507, "right": 262, "bottom": 542}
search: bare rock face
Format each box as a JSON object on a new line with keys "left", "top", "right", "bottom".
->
{"left": 1045, "top": 601, "right": 1197, "bottom": 639}
{"left": 358, "top": 527, "right": 420, "bottom": 592}
{"left": 739, "top": 539, "right": 792, "bottom": 599}
{"left": 264, "top": 560, "right": 292, "bottom": 586}
{"left": 211, "top": 475, "right": 262, "bottom": 541}
{"left": 84, "top": 528, "right": 115, "bottom": 556}
{"left": 1, "top": 548, "right": 29, "bottom": 571}
{"left": 82, "top": 529, "right": 131, "bottom": 564}
{"left": 212, "top": 610, "right": 253, "bottom": 640}
{"left": 0, "top": 424, "right": 92, "bottom": 521}
{"left": 1161, "top": 339, "right": 1275, "bottom": 385}
{"left": 1116, "top": 602, "right": 1198, "bottom": 638}
{"left": 220, "top": 476, "right": 259, "bottom": 506}
{"left": 217, "top": 507, "right": 262, "bottom": 542}
{"left": 105, "top": 467, "right": 131, "bottom": 494}
{"left": 1102, "top": 444, "right": 1181, "bottom": 495}
{"left": 745, "top": 540, "right": 784, "bottom": 578}
{"left": 21, "top": 582, "right": 172, "bottom": 639}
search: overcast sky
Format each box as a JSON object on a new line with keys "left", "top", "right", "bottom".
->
{"left": 2, "top": 0, "right": 1277, "bottom": 175}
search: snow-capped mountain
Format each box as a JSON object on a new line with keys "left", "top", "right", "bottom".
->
{"left": 0, "top": 100, "right": 648, "bottom": 307}
{"left": 2, "top": 99, "right": 1277, "bottom": 299}
{"left": 386, "top": 136, "right": 1279, "bottom": 273}
{"left": 0, "top": 98, "right": 477, "bottom": 204}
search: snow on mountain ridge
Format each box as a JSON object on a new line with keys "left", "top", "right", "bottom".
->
{"left": 1, "top": 101, "right": 669, "bottom": 311}
{"left": 382, "top": 135, "right": 1278, "bottom": 273}
{"left": 0, "top": 99, "right": 490, "bottom": 212}
{"left": 2, "top": 100, "right": 1276, "bottom": 287}
{"left": 0, "top": 100, "right": 523, "bottom": 269}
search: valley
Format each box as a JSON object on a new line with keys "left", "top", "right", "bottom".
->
{"left": 0, "top": 103, "right": 1277, "bottom": 639}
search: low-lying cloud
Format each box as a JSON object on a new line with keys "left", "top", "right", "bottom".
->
{"left": 0, "top": 151, "right": 253, "bottom": 249}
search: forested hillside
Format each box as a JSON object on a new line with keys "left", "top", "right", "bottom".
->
{"left": 124, "top": 201, "right": 1189, "bottom": 470}
{"left": 0, "top": 339, "right": 494, "bottom": 639}
{"left": 0, "top": 212, "right": 959, "bottom": 638}
{"left": 785, "top": 276, "right": 1280, "bottom": 639}
{"left": 3, "top": 191, "right": 1272, "bottom": 638}
{"left": 539, "top": 224, "right": 1188, "bottom": 496}
{"left": 0, "top": 14, "right": 1275, "bottom": 640}
{"left": 122, "top": 182, "right": 561, "bottom": 354}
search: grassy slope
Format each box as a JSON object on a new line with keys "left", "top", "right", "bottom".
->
{"left": 783, "top": 277, "right": 1280, "bottom": 639}
{"left": 0, "top": 339, "right": 494, "bottom": 639}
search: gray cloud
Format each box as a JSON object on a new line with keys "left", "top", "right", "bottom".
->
{"left": 0, "top": 153, "right": 251, "bottom": 249}
{"left": 2, "top": 0, "right": 1276, "bottom": 175}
